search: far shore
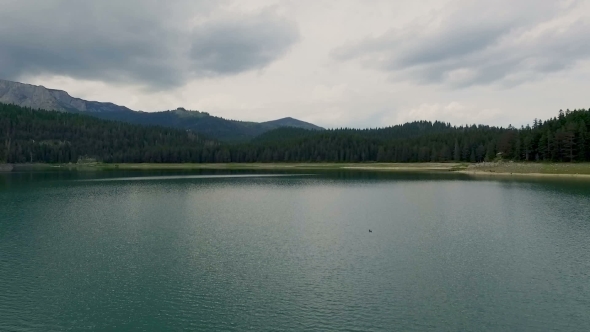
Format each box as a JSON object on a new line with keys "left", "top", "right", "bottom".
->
{"left": 4, "top": 162, "right": 590, "bottom": 178}
{"left": 4, "top": 162, "right": 464, "bottom": 172}
{"left": 458, "top": 170, "right": 590, "bottom": 179}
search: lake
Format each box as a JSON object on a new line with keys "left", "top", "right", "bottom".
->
{"left": 1, "top": 170, "right": 590, "bottom": 331}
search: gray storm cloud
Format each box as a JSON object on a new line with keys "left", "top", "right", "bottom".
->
{"left": 0, "top": 0, "right": 299, "bottom": 88}
{"left": 190, "top": 12, "right": 299, "bottom": 76}
{"left": 333, "top": 0, "right": 590, "bottom": 88}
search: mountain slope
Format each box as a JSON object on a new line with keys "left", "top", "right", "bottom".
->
{"left": 0, "top": 103, "right": 217, "bottom": 163}
{"left": 261, "top": 117, "right": 323, "bottom": 131}
{"left": 0, "top": 79, "right": 323, "bottom": 141}
{"left": 91, "top": 108, "right": 272, "bottom": 142}
{"left": 0, "top": 79, "right": 133, "bottom": 113}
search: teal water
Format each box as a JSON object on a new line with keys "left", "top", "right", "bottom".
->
{"left": 1, "top": 170, "right": 590, "bottom": 331}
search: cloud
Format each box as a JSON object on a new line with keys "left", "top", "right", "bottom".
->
{"left": 0, "top": 0, "right": 299, "bottom": 89}
{"left": 333, "top": 0, "right": 590, "bottom": 88}
{"left": 3, "top": 0, "right": 589, "bottom": 129}
{"left": 190, "top": 11, "right": 299, "bottom": 76}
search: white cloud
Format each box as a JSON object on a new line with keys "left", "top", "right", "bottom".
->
{"left": 334, "top": 0, "right": 590, "bottom": 88}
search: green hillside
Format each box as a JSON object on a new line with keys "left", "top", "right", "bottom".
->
{"left": 0, "top": 80, "right": 324, "bottom": 142}
{"left": 2, "top": 102, "right": 589, "bottom": 164}
{"left": 0, "top": 103, "right": 218, "bottom": 163}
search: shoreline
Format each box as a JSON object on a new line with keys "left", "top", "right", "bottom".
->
{"left": 458, "top": 170, "right": 590, "bottom": 179}
{"left": 3, "top": 162, "right": 590, "bottom": 179}
{"left": 5, "top": 162, "right": 463, "bottom": 172}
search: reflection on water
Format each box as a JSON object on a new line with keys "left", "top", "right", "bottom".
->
{"left": 1, "top": 169, "right": 590, "bottom": 331}
{"left": 79, "top": 173, "right": 313, "bottom": 182}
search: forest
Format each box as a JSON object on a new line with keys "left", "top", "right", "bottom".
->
{"left": 1, "top": 102, "right": 588, "bottom": 163}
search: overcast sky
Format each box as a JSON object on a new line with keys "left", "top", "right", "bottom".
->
{"left": 1, "top": 0, "right": 589, "bottom": 128}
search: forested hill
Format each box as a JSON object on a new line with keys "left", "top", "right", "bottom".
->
{"left": 0, "top": 103, "right": 220, "bottom": 163}
{"left": 1, "top": 102, "right": 589, "bottom": 163}
{"left": 253, "top": 120, "right": 457, "bottom": 144}
{"left": 90, "top": 108, "right": 322, "bottom": 142}
{"left": 244, "top": 109, "right": 588, "bottom": 163}
{"left": 0, "top": 79, "right": 324, "bottom": 142}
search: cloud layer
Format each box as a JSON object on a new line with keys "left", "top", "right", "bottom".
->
{"left": 2, "top": 0, "right": 590, "bottom": 128}
{"left": 0, "top": 0, "right": 298, "bottom": 89}
{"left": 333, "top": 0, "right": 590, "bottom": 87}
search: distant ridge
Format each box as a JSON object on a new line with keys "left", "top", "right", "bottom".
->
{"left": 0, "top": 79, "right": 323, "bottom": 141}
{"left": 262, "top": 117, "right": 323, "bottom": 131}
{"left": 0, "top": 79, "right": 133, "bottom": 113}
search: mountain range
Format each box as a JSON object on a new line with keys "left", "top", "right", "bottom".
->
{"left": 3, "top": 100, "right": 588, "bottom": 165}
{"left": 2, "top": 80, "right": 588, "bottom": 165}
{"left": 0, "top": 79, "right": 322, "bottom": 141}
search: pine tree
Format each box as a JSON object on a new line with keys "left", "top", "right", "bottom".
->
{"left": 454, "top": 139, "right": 461, "bottom": 161}
{"left": 515, "top": 137, "right": 522, "bottom": 161}
{"left": 579, "top": 120, "right": 587, "bottom": 161}
{"left": 485, "top": 142, "right": 496, "bottom": 161}
{"left": 538, "top": 133, "right": 547, "bottom": 161}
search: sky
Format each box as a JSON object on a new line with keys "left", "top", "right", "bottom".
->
{"left": 1, "top": 0, "right": 590, "bottom": 128}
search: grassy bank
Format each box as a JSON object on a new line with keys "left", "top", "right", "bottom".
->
{"left": 6, "top": 162, "right": 590, "bottom": 177}
{"left": 86, "top": 162, "right": 465, "bottom": 172}
{"left": 461, "top": 162, "right": 590, "bottom": 177}
{"left": 3, "top": 162, "right": 465, "bottom": 173}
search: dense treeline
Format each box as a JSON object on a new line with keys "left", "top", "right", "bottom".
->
{"left": 89, "top": 107, "right": 273, "bottom": 142}
{"left": 1, "top": 102, "right": 589, "bottom": 163}
{"left": 234, "top": 109, "right": 589, "bottom": 163}
{"left": 232, "top": 125, "right": 503, "bottom": 163}
{"left": 253, "top": 120, "right": 455, "bottom": 144}
{"left": 0, "top": 104, "right": 219, "bottom": 163}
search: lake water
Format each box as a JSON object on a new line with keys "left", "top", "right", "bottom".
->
{"left": 1, "top": 170, "right": 590, "bottom": 331}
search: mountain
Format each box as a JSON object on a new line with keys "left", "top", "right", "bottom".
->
{"left": 91, "top": 107, "right": 274, "bottom": 142}
{"left": 261, "top": 117, "right": 323, "bottom": 131}
{"left": 0, "top": 79, "right": 133, "bottom": 113}
{"left": 0, "top": 79, "right": 323, "bottom": 141}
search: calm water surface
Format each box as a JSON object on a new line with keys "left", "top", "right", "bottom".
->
{"left": 1, "top": 170, "right": 590, "bottom": 331}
